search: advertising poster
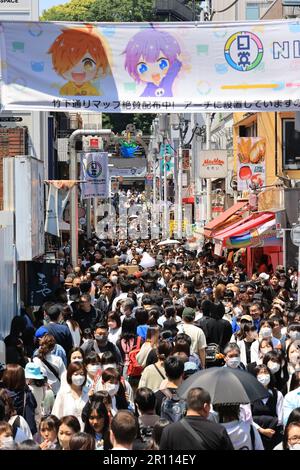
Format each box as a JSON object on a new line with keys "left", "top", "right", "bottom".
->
{"left": 237, "top": 137, "right": 266, "bottom": 191}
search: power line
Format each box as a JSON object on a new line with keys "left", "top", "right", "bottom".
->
{"left": 211, "top": 0, "right": 239, "bottom": 19}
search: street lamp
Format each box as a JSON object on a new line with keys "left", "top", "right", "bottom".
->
{"left": 171, "top": 114, "right": 206, "bottom": 239}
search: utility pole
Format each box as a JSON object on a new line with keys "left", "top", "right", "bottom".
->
{"left": 206, "top": 113, "right": 212, "bottom": 223}
{"left": 69, "top": 129, "right": 112, "bottom": 268}
{"left": 178, "top": 127, "right": 183, "bottom": 239}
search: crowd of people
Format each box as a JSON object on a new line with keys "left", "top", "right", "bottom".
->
{"left": 1, "top": 236, "right": 300, "bottom": 451}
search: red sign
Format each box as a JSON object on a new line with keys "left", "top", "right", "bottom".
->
{"left": 89, "top": 138, "right": 100, "bottom": 148}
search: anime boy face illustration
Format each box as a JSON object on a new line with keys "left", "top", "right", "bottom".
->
{"left": 48, "top": 25, "right": 110, "bottom": 96}
{"left": 124, "top": 27, "right": 182, "bottom": 98}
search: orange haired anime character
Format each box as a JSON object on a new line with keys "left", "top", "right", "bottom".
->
{"left": 48, "top": 25, "right": 110, "bottom": 96}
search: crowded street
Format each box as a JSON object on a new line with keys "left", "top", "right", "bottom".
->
{"left": 1, "top": 0, "right": 300, "bottom": 455}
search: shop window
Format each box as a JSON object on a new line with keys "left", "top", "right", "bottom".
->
{"left": 282, "top": 118, "right": 300, "bottom": 170}
{"left": 239, "top": 122, "right": 257, "bottom": 137}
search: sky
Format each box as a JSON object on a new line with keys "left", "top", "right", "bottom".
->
{"left": 39, "top": 0, "right": 70, "bottom": 15}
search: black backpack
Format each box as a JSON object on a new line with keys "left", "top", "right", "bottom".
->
{"left": 160, "top": 389, "right": 187, "bottom": 423}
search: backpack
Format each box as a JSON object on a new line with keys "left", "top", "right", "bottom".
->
{"left": 160, "top": 389, "right": 187, "bottom": 423}
{"left": 127, "top": 337, "right": 144, "bottom": 377}
{"left": 205, "top": 343, "right": 224, "bottom": 365}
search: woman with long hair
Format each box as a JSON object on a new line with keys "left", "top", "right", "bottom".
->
{"left": 81, "top": 393, "right": 111, "bottom": 449}
{"left": 251, "top": 363, "right": 284, "bottom": 450}
{"left": 2, "top": 364, "right": 37, "bottom": 435}
{"left": 32, "top": 334, "right": 66, "bottom": 396}
{"left": 57, "top": 415, "right": 81, "bottom": 450}
{"left": 61, "top": 304, "right": 81, "bottom": 348}
{"left": 116, "top": 317, "right": 139, "bottom": 379}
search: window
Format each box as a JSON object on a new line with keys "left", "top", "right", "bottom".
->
{"left": 246, "top": 3, "right": 260, "bottom": 20}
{"left": 282, "top": 119, "right": 300, "bottom": 169}
{"left": 239, "top": 122, "right": 257, "bottom": 137}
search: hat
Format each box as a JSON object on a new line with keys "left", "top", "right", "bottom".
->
{"left": 204, "top": 287, "right": 213, "bottom": 295}
{"left": 25, "top": 363, "right": 45, "bottom": 380}
{"left": 182, "top": 307, "right": 196, "bottom": 321}
{"left": 34, "top": 326, "right": 48, "bottom": 339}
{"left": 240, "top": 314, "right": 253, "bottom": 322}
{"left": 259, "top": 273, "right": 270, "bottom": 281}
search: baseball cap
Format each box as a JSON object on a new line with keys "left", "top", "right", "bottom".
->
{"left": 240, "top": 314, "right": 253, "bottom": 323}
{"left": 238, "top": 283, "right": 247, "bottom": 293}
{"left": 182, "top": 307, "right": 196, "bottom": 321}
{"left": 25, "top": 363, "right": 44, "bottom": 380}
{"left": 259, "top": 273, "right": 270, "bottom": 281}
{"left": 34, "top": 326, "right": 48, "bottom": 339}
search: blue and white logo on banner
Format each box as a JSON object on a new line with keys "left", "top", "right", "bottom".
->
{"left": 81, "top": 152, "right": 109, "bottom": 199}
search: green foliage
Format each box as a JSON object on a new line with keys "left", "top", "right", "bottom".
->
{"left": 41, "top": 0, "right": 158, "bottom": 22}
{"left": 102, "top": 114, "right": 155, "bottom": 135}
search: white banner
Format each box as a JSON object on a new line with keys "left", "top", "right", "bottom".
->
{"left": 81, "top": 152, "right": 109, "bottom": 199}
{"left": 2, "top": 20, "right": 300, "bottom": 112}
{"left": 45, "top": 183, "right": 59, "bottom": 237}
{"left": 200, "top": 149, "right": 228, "bottom": 178}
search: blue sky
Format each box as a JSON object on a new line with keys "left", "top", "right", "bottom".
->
{"left": 40, "top": 0, "right": 69, "bottom": 14}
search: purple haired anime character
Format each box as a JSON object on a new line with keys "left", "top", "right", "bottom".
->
{"left": 124, "top": 27, "right": 182, "bottom": 98}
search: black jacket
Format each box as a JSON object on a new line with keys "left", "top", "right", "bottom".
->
{"left": 74, "top": 306, "right": 100, "bottom": 332}
{"left": 198, "top": 316, "right": 232, "bottom": 351}
{"left": 46, "top": 323, "right": 73, "bottom": 356}
{"left": 6, "top": 387, "right": 37, "bottom": 435}
{"left": 160, "top": 416, "right": 234, "bottom": 450}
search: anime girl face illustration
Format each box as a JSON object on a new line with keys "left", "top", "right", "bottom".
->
{"left": 48, "top": 25, "right": 111, "bottom": 96}
{"left": 124, "top": 27, "right": 182, "bottom": 98}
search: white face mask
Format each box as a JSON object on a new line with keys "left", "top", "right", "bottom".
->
{"left": 289, "top": 331, "right": 300, "bottom": 341}
{"left": 289, "top": 352, "right": 300, "bottom": 365}
{"left": 289, "top": 443, "right": 300, "bottom": 450}
{"left": 87, "top": 364, "right": 101, "bottom": 375}
{"left": 71, "top": 374, "right": 85, "bottom": 387}
{"left": 105, "top": 382, "right": 119, "bottom": 396}
{"left": 111, "top": 276, "right": 118, "bottom": 284}
{"left": 227, "top": 357, "right": 241, "bottom": 368}
{"left": 0, "top": 436, "right": 14, "bottom": 448}
{"left": 267, "top": 361, "right": 280, "bottom": 374}
{"left": 257, "top": 374, "right": 271, "bottom": 386}
{"left": 71, "top": 358, "right": 83, "bottom": 364}
{"left": 260, "top": 327, "right": 272, "bottom": 338}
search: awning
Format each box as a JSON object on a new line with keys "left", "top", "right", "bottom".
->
{"left": 213, "top": 211, "right": 277, "bottom": 252}
{"left": 204, "top": 201, "right": 248, "bottom": 238}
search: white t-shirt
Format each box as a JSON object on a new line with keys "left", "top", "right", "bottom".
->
{"left": 33, "top": 354, "right": 66, "bottom": 396}
{"left": 177, "top": 322, "right": 207, "bottom": 354}
{"left": 222, "top": 420, "right": 264, "bottom": 450}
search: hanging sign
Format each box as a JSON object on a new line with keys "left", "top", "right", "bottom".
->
{"left": 2, "top": 20, "right": 300, "bottom": 112}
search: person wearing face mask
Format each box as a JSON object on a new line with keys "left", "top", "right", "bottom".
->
{"left": 81, "top": 323, "right": 122, "bottom": 365}
{"left": 263, "top": 350, "right": 289, "bottom": 395}
{"left": 281, "top": 421, "right": 300, "bottom": 450}
{"left": 84, "top": 352, "right": 102, "bottom": 394}
{"left": 286, "top": 340, "right": 300, "bottom": 390}
{"left": 250, "top": 322, "right": 281, "bottom": 365}
{"left": 0, "top": 422, "right": 14, "bottom": 449}
{"left": 24, "top": 363, "right": 46, "bottom": 428}
{"left": 223, "top": 343, "right": 246, "bottom": 370}
{"left": 251, "top": 364, "right": 284, "bottom": 450}
{"left": 52, "top": 362, "right": 89, "bottom": 430}
{"left": 286, "top": 324, "right": 300, "bottom": 347}
{"left": 97, "top": 368, "right": 131, "bottom": 415}
{"left": 247, "top": 339, "right": 274, "bottom": 375}
{"left": 236, "top": 323, "right": 258, "bottom": 366}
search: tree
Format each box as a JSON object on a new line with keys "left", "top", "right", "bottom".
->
{"left": 41, "top": 0, "right": 158, "bottom": 22}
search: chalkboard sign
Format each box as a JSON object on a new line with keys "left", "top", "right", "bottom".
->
{"left": 27, "top": 262, "right": 61, "bottom": 306}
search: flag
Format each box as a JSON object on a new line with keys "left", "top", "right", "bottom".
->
{"left": 80, "top": 152, "right": 109, "bottom": 199}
